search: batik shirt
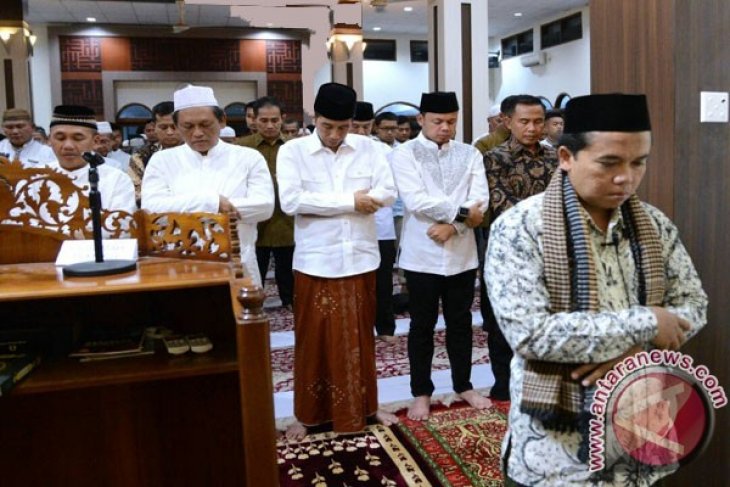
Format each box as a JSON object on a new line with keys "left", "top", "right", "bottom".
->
{"left": 483, "top": 137, "right": 558, "bottom": 220}
{"left": 485, "top": 193, "right": 708, "bottom": 486}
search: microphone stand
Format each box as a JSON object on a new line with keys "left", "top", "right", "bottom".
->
{"left": 62, "top": 152, "right": 137, "bottom": 277}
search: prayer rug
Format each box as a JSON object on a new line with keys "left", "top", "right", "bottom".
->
{"left": 277, "top": 424, "right": 440, "bottom": 486}
{"left": 272, "top": 328, "right": 490, "bottom": 393}
{"left": 394, "top": 401, "right": 511, "bottom": 487}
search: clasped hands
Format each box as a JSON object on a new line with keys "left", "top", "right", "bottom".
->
{"left": 571, "top": 306, "right": 691, "bottom": 386}
{"left": 427, "top": 202, "right": 485, "bottom": 244}
{"left": 354, "top": 189, "right": 383, "bottom": 214}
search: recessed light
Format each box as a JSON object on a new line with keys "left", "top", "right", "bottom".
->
{"left": 404, "top": 6, "right": 413, "bottom": 12}
{"left": 373, "top": 27, "right": 381, "bottom": 31}
{"left": 86, "top": 17, "right": 97, "bottom": 22}
{"left": 514, "top": 12, "right": 523, "bottom": 17}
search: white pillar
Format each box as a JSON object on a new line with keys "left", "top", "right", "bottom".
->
{"left": 427, "top": 0, "right": 489, "bottom": 143}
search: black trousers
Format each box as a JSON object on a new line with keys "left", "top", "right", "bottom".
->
{"left": 405, "top": 269, "right": 476, "bottom": 397}
{"left": 476, "top": 227, "right": 513, "bottom": 400}
{"left": 375, "top": 240, "right": 397, "bottom": 336}
{"left": 256, "top": 246, "right": 295, "bottom": 306}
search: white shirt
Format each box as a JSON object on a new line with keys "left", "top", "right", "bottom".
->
{"left": 374, "top": 141, "right": 396, "bottom": 241}
{"left": 390, "top": 133, "right": 489, "bottom": 276}
{"left": 0, "top": 138, "right": 56, "bottom": 168}
{"left": 49, "top": 161, "right": 137, "bottom": 215}
{"left": 141, "top": 140, "right": 275, "bottom": 286}
{"left": 103, "top": 155, "right": 128, "bottom": 173}
{"left": 277, "top": 132, "right": 397, "bottom": 278}
{"left": 108, "top": 149, "right": 130, "bottom": 166}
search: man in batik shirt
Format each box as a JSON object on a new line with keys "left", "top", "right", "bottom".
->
{"left": 486, "top": 94, "right": 707, "bottom": 485}
{"left": 481, "top": 94, "right": 559, "bottom": 401}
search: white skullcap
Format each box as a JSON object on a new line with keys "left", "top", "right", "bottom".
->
{"left": 96, "top": 121, "right": 113, "bottom": 134}
{"left": 219, "top": 126, "right": 235, "bottom": 138}
{"left": 174, "top": 84, "right": 219, "bottom": 111}
{"left": 487, "top": 104, "right": 501, "bottom": 118}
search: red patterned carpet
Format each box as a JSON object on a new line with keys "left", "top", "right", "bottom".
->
{"left": 272, "top": 328, "right": 490, "bottom": 393}
{"left": 395, "top": 401, "right": 511, "bottom": 486}
{"left": 277, "top": 401, "right": 510, "bottom": 486}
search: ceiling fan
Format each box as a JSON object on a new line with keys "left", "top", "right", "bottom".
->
{"left": 172, "top": 0, "right": 191, "bottom": 34}
{"left": 369, "top": 0, "right": 415, "bottom": 12}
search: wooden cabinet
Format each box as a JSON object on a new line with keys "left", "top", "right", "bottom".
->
{"left": 0, "top": 258, "right": 278, "bottom": 486}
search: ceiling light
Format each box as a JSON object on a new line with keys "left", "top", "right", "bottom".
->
{"left": 86, "top": 17, "right": 97, "bottom": 22}
{"left": 404, "top": 6, "right": 413, "bottom": 12}
{"left": 514, "top": 12, "right": 523, "bottom": 17}
{"left": 373, "top": 27, "right": 381, "bottom": 31}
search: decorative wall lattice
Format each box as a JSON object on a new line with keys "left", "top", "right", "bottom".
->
{"left": 266, "top": 40, "right": 302, "bottom": 74}
{"left": 61, "top": 80, "right": 104, "bottom": 117}
{"left": 130, "top": 38, "right": 241, "bottom": 72}
{"left": 60, "top": 36, "right": 102, "bottom": 72}
{"left": 266, "top": 80, "right": 303, "bottom": 121}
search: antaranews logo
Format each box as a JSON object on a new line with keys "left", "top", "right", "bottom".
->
{"left": 588, "top": 350, "right": 726, "bottom": 473}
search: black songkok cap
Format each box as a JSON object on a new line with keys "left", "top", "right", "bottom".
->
{"left": 314, "top": 83, "right": 357, "bottom": 121}
{"left": 419, "top": 91, "right": 459, "bottom": 114}
{"left": 50, "top": 105, "right": 97, "bottom": 129}
{"left": 563, "top": 94, "right": 651, "bottom": 133}
{"left": 353, "top": 101, "right": 374, "bottom": 121}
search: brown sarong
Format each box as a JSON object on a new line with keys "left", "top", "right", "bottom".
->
{"left": 293, "top": 270, "right": 378, "bottom": 433}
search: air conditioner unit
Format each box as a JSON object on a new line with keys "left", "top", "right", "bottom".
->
{"left": 520, "top": 52, "right": 546, "bottom": 67}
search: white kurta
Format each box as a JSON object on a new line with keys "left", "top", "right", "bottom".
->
{"left": 108, "top": 148, "right": 130, "bottom": 166}
{"left": 0, "top": 138, "right": 56, "bottom": 168}
{"left": 103, "top": 154, "right": 129, "bottom": 173}
{"left": 141, "top": 140, "right": 275, "bottom": 286}
{"left": 49, "top": 162, "right": 137, "bottom": 215}
{"left": 390, "top": 132, "right": 489, "bottom": 276}
{"left": 374, "top": 140, "right": 396, "bottom": 241}
{"left": 277, "top": 132, "right": 397, "bottom": 278}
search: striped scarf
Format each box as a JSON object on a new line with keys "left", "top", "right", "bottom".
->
{"left": 520, "top": 169, "right": 665, "bottom": 461}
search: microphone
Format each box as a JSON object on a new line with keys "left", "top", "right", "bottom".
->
{"left": 82, "top": 151, "right": 105, "bottom": 167}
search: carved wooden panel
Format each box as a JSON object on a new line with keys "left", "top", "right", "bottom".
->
{"left": 266, "top": 40, "right": 301, "bottom": 74}
{"left": 61, "top": 80, "right": 104, "bottom": 117}
{"left": 60, "top": 36, "right": 102, "bottom": 72}
{"left": 130, "top": 38, "right": 240, "bottom": 71}
{"left": 0, "top": 158, "right": 136, "bottom": 239}
{"left": 266, "top": 80, "right": 303, "bottom": 120}
{"left": 138, "top": 212, "right": 233, "bottom": 262}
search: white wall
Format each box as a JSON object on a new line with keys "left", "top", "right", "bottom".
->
{"left": 29, "top": 25, "right": 53, "bottom": 131}
{"left": 490, "top": 7, "right": 590, "bottom": 106}
{"left": 362, "top": 33, "right": 429, "bottom": 111}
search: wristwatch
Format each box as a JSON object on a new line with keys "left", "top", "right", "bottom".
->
{"left": 454, "top": 206, "right": 470, "bottom": 223}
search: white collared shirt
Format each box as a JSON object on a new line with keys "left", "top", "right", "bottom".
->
{"left": 141, "top": 140, "right": 275, "bottom": 285}
{"left": 374, "top": 140, "right": 396, "bottom": 241}
{"left": 277, "top": 132, "right": 397, "bottom": 278}
{"left": 49, "top": 161, "right": 137, "bottom": 215}
{"left": 108, "top": 148, "right": 130, "bottom": 166}
{"left": 390, "top": 132, "right": 489, "bottom": 276}
{"left": 0, "top": 138, "right": 56, "bottom": 168}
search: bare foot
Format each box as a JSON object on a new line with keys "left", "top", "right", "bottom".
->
{"left": 459, "top": 389, "right": 492, "bottom": 410}
{"left": 285, "top": 421, "right": 307, "bottom": 442}
{"left": 375, "top": 409, "right": 399, "bottom": 426}
{"left": 407, "top": 396, "right": 431, "bottom": 421}
{"left": 377, "top": 335, "right": 398, "bottom": 344}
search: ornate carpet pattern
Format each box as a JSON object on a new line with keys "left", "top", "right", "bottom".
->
{"left": 272, "top": 328, "right": 490, "bottom": 393}
{"left": 277, "top": 425, "right": 438, "bottom": 486}
{"left": 394, "top": 401, "right": 510, "bottom": 487}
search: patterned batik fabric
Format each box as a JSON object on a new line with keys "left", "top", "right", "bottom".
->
{"left": 128, "top": 143, "right": 160, "bottom": 205}
{"left": 483, "top": 137, "right": 558, "bottom": 220}
{"left": 293, "top": 271, "right": 378, "bottom": 432}
{"left": 485, "top": 193, "right": 708, "bottom": 485}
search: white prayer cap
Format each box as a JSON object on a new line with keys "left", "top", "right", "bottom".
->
{"left": 220, "top": 126, "right": 235, "bottom": 138}
{"left": 96, "top": 121, "right": 113, "bottom": 134}
{"left": 487, "top": 103, "right": 501, "bottom": 118}
{"left": 174, "top": 84, "right": 219, "bottom": 111}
